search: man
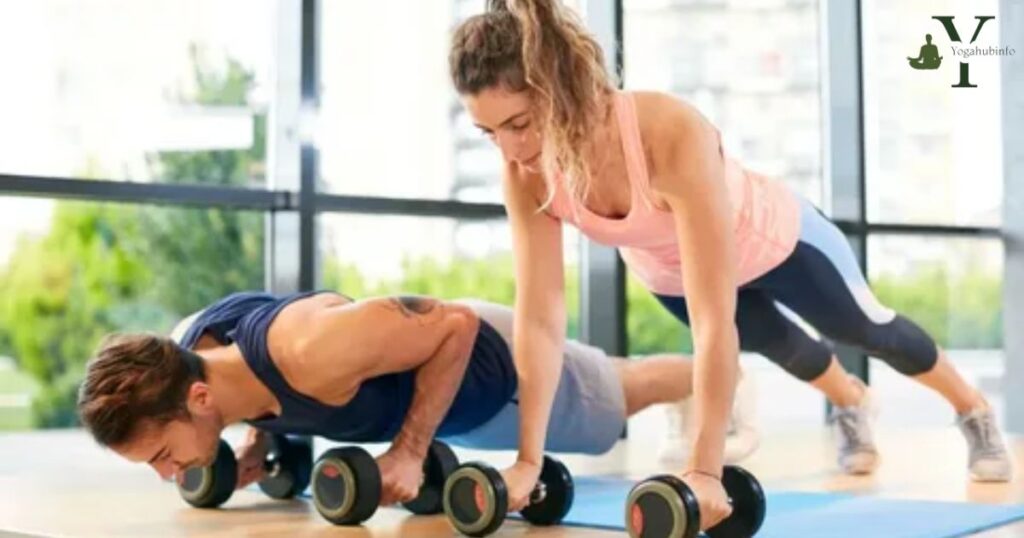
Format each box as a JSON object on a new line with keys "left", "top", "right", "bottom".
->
{"left": 78, "top": 290, "right": 758, "bottom": 505}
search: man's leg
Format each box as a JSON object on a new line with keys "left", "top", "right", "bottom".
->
{"left": 445, "top": 299, "right": 761, "bottom": 461}
{"left": 615, "top": 354, "right": 694, "bottom": 416}
{"left": 608, "top": 350, "right": 760, "bottom": 464}
{"left": 615, "top": 356, "right": 759, "bottom": 465}
{"left": 441, "top": 301, "right": 628, "bottom": 455}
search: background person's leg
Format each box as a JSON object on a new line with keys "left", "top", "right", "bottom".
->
{"left": 442, "top": 337, "right": 628, "bottom": 455}
{"left": 615, "top": 353, "right": 694, "bottom": 416}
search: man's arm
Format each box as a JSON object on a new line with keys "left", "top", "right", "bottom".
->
{"left": 381, "top": 297, "right": 480, "bottom": 459}
{"left": 271, "top": 294, "right": 479, "bottom": 458}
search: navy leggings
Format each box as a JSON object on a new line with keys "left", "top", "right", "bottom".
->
{"left": 654, "top": 199, "right": 938, "bottom": 381}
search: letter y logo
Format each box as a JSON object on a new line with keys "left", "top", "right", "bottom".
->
{"left": 932, "top": 15, "right": 996, "bottom": 88}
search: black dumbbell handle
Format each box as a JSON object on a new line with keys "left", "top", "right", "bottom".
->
{"left": 527, "top": 482, "right": 547, "bottom": 505}
{"left": 263, "top": 459, "right": 282, "bottom": 477}
{"left": 682, "top": 471, "right": 735, "bottom": 508}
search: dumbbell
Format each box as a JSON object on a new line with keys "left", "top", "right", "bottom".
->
{"left": 177, "top": 438, "right": 237, "bottom": 508}
{"left": 176, "top": 435, "right": 313, "bottom": 508}
{"left": 258, "top": 434, "right": 313, "bottom": 499}
{"left": 311, "top": 440, "right": 459, "bottom": 525}
{"left": 403, "top": 440, "right": 460, "bottom": 514}
{"left": 442, "top": 456, "right": 574, "bottom": 537}
{"left": 625, "top": 465, "right": 766, "bottom": 538}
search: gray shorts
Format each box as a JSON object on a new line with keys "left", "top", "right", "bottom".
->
{"left": 439, "top": 300, "right": 627, "bottom": 455}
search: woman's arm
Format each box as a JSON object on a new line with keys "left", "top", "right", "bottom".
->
{"left": 503, "top": 163, "right": 567, "bottom": 475}
{"left": 645, "top": 94, "right": 740, "bottom": 478}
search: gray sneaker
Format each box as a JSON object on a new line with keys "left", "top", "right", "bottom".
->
{"left": 957, "top": 407, "right": 1012, "bottom": 482}
{"left": 829, "top": 378, "right": 879, "bottom": 475}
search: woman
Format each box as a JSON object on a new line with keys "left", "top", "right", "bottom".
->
{"left": 448, "top": 0, "right": 1010, "bottom": 528}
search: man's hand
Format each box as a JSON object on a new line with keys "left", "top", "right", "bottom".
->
{"left": 376, "top": 445, "right": 426, "bottom": 506}
{"left": 234, "top": 428, "right": 271, "bottom": 489}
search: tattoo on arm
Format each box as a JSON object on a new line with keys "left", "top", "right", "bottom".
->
{"left": 384, "top": 296, "right": 439, "bottom": 318}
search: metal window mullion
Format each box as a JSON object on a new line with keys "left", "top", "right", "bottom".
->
{"left": 0, "top": 174, "right": 284, "bottom": 210}
{"left": 266, "top": 0, "right": 306, "bottom": 294}
{"left": 821, "top": 0, "right": 869, "bottom": 419}
{"left": 1001, "top": 0, "right": 1024, "bottom": 433}
{"left": 580, "top": 0, "right": 627, "bottom": 358}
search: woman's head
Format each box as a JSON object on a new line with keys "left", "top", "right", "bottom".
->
{"left": 77, "top": 334, "right": 223, "bottom": 479}
{"left": 449, "top": 0, "right": 615, "bottom": 204}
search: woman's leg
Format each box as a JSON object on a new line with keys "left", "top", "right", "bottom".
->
{"left": 761, "top": 199, "right": 1010, "bottom": 480}
{"left": 651, "top": 291, "right": 856, "bottom": 465}
{"left": 656, "top": 290, "right": 883, "bottom": 473}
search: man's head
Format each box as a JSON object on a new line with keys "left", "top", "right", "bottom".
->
{"left": 77, "top": 334, "right": 224, "bottom": 479}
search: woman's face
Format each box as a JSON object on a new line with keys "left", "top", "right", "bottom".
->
{"left": 462, "top": 86, "right": 543, "bottom": 173}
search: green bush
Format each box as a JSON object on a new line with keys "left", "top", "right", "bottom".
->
{"left": 626, "top": 275, "right": 691, "bottom": 355}
{"left": 873, "top": 267, "right": 1001, "bottom": 349}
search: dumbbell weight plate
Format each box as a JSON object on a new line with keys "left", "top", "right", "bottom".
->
{"left": 311, "top": 446, "right": 381, "bottom": 525}
{"left": 443, "top": 463, "right": 508, "bottom": 537}
{"left": 520, "top": 456, "right": 574, "bottom": 526}
{"left": 705, "top": 466, "right": 766, "bottom": 538}
{"left": 625, "top": 474, "right": 700, "bottom": 538}
{"left": 177, "top": 438, "right": 237, "bottom": 509}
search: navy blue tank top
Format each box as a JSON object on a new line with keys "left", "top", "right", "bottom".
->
{"left": 181, "top": 291, "right": 517, "bottom": 442}
{"left": 178, "top": 291, "right": 284, "bottom": 349}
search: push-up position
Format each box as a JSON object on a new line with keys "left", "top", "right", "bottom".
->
{"left": 77, "top": 291, "right": 757, "bottom": 505}
{"left": 447, "top": 0, "right": 1010, "bottom": 527}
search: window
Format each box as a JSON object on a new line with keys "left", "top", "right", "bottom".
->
{"left": 319, "top": 0, "right": 585, "bottom": 203}
{"left": 862, "top": 0, "right": 1003, "bottom": 226}
{"left": 318, "top": 1, "right": 499, "bottom": 202}
{"left": 0, "top": 0, "right": 273, "bottom": 187}
{"left": 868, "top": 235, "right": 1002, "bottom": 352}
{"left": 624, "top": 0, "right": 824, "bottom": 205}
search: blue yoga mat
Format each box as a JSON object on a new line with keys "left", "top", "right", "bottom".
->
{"left": 539, "top": 476, "right": 1024, "bottom": 538}
{"left": 288, "top": 475, "right": 1024, "bottom": 536}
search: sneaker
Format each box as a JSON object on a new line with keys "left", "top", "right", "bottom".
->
{"left": 657, "top": 395, "right": 691, "bottom": 465}
{"left": 957, "top": 406, "right": 1012, "bottom": 482}
{"left": 724, "top": 366, "right": 760, "bottom": 463}
{"left": 829, "top": 376, "right": 879, "bottom": 475}
{"left": 659, "top": 366, "right": 761, "bottom": 465}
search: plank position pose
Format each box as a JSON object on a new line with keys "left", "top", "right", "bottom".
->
{"left": 77, "top": 291, "right": 758, "bottom": 505}
{"left": 446, "top": 0, "right": 1011, "bottom": 528}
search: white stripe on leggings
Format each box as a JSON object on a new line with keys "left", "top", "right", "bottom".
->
{"left": 797, "top": 199, "right": 896, "bottom": 325}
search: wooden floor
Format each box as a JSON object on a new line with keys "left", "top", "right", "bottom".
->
{"left": 2, "top": 426, "right": 1024, "bottom": 537}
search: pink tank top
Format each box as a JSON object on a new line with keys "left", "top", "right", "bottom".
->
{"left": 546, "top": 92, "right": 801, "bottom": 297}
